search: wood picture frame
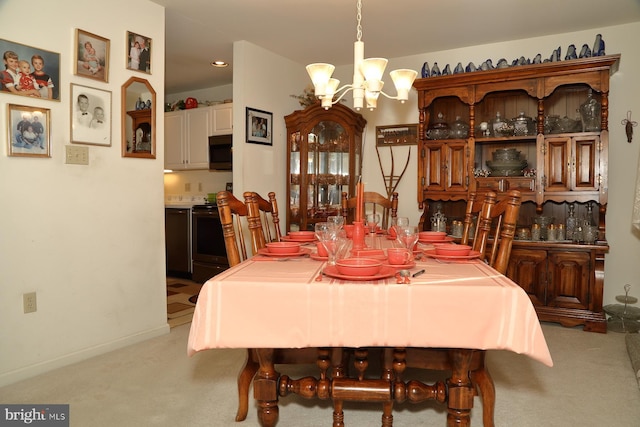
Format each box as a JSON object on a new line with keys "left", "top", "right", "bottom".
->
{"left": 70, "top": 83, "right": 112, "bottom": 146}
{"left": 246, "top": 107, "right": 272, "bottom": 146}
{"left": 0, "top": 38, "right": 60, "bottom": 101}
{"left": 126, "top": 32, "right": 152, "bottom": 74}
{"left": 74, "top": 29, "right": 110, "bottom": 83}
{"left": 376, "top": 124, "right": 419, "bottom": 146}
{"left": 7, "top": 104, "right": 51, "bottom": 157}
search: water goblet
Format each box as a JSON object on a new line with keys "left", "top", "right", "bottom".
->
{"left": 327, "top": 215, "right": 345, "bottom": 230}
{"left": 389, "top": 216, "right": 409, "bottom": 238}
{"left": 396, "top": 225, "right": 419, "bottom": 258}
{"left": 366, "top": 213, "right": 381, "bottom": 246}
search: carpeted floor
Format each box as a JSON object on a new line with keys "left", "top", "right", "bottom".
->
{"left": 166, "top": 277, "right": 202, "bottom": 328}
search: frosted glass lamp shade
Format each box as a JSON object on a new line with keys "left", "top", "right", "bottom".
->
{"left": 390, "top": 69, "right": 418, "bottom": 101}
{"left": 306, "top": 63, "right": 335, "bottom": 97}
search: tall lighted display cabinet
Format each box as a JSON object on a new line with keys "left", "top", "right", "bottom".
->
{"left": 285, "top": 102, "right": 366, "bottom": 232}
{"left": 414, "top": 54, "right": 620, "bottom": 332}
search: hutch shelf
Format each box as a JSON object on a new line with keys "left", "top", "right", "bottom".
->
{"left": 414, "top": 54, "right": 621, "bottom": 332}
{"left": 285, "top": 102, "right": 366, "bottom": 232}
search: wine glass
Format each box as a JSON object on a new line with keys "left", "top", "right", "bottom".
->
{"left": 366, "top": 213, "right": 381, "bottom": 247}
{"left": 327, "top": 215, "right": 345, "bottom": 231}
{"left": 395, "top": 225, "right": 419, "bottom": 258}
{"left": 316, "top": 223, "right": 347, "bottom": 266}
{"left": 389, "top": 216, "right": 409, "bottom": 238}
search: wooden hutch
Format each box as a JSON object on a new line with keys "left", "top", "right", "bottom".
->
{"left": 414, "top": 54, "right": 620, "bottom": 332}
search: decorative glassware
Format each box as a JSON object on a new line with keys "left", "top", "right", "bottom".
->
{"left": 431, "top": 202, "right": 447, "bottom": 233}
{"left": 579, "top": 89, "right": 601, "bottom": 132}
{"left": 566, "top": 203, "right": 577, "bottom": 241}
{"left": 395, "top": 225, "right": 419, "bottom": 257}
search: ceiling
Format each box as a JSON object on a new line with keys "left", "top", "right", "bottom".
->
{"left": 151, "top": 0, "right": 640, "bottom": 95}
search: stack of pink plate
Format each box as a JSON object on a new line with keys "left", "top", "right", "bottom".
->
{"left": 257, "top": 242, "right": 311, "bottom": 258}
{"left": 282, "top": 231, "right": 317, "bottom": 243}
{"left": 418, "top": 231, "right": 454, "bottom": 244}
{"left": 323, "top": 258, "right": 395, "bottom": 281}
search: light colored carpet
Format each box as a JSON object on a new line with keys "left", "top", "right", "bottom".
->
{"left": 0, "top": 323, "right": 638, "bottom": 426}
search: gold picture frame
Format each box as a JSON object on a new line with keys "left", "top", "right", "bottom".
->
{"left": 126, "top": 32, "right": 152, "bottom": 74}
{"left": 376, "top": 123, "right": 419, "bottom": 146}
{"left": 74, "top": 29, "right": 110, "bottom": 83}
{"left": 7, "top": 104, "right": 51, "bottom": 157}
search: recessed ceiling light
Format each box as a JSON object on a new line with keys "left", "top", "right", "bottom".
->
{"left": 211, "top": 60, "right": 228, "bottom": 68}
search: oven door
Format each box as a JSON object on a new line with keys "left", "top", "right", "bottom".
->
{"left": 191, "top": 207, "right": 228, "bottom": 282}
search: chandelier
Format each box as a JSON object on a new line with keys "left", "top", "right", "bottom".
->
{"left": 306, "top": 0, "right": 417, "bottom": 111}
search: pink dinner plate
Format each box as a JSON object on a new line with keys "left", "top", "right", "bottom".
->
{"left": 382, "top": 261, "right": 416, "bottom": 270}
{"left": 310, "top": 254, "right": 328, "bottom": 261}
{"left": 323, "top": 266, "right": 397, "bottom": 281}
{"left": 282, "top": 235, "right": 317, "bottom": 243}
{"left": 256, "top": 247, "right": 312, "bottom": 257}
{"left": 418, "top": 236, "right": 455, "bottom": 244}
{"left": 423, "top": 249, "right": 482, "bottom": 260}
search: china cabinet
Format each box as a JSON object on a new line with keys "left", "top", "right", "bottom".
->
{"left": 414, "top": 54, "right": 620, "bottom": 332}
{"left": 285, "top": 102, "right": 366, "bottom": 232}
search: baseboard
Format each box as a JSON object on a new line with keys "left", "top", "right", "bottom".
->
{"left": 0, "top": 324, "right": 170, "bottom": 388}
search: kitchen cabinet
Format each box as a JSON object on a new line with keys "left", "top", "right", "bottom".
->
{"left": 165, "top": 103, "right": 233, "bottom": 170}
{"left": 165, "top": 108, "right": 209, "bottom": 170}
{"left": 209, "top": 103, "right": 233, "bottom": 135}
{"left": 165, "top": 207, "right": 191, "bottom": 278}
{"left": 285, "top": 102, "right": 366, "bottom": 232}
{"left": 413, "top": 54, "right": 620, "bottom": 332}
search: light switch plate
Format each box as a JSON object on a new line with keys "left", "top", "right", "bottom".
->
{"left": 65, "top": 145, "right": 89, "bottom": 165}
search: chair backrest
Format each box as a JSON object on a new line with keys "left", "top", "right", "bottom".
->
{"left": 216, "top": 191, "right": 268, "bottom": 267}
{"left": 251, "top": 192, "right": 282, "bottom": 243}
{"left": 462, "top": 190, "right": 521, "bottom": 274}
{"left": 341, "top": 191, "right": 399, "bottom": 229}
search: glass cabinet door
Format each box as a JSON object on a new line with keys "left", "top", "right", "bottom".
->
{"left": 307, "top": 120, "right": 349, "bottom": 227}
{"left": 289, "top": 131, "right": 302, "bottom": 231}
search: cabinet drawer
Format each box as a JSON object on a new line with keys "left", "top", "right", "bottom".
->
{"left": 476, "top": 177, "right": 535, "bottom": 193}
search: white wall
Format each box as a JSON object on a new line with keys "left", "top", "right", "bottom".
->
{"left": 231, "top": 41, "right": 308, "bottom": 205}
{"left": 0, "top": 0, "right": 167, "bottom": 386}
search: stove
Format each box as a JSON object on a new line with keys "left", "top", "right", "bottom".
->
{"left": 191, "top": 203, "right": 229, "bottom": 283}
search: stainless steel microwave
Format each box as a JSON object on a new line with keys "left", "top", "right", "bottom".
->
{"left": 208, "top": 135, "right": 232, "bottom": 170}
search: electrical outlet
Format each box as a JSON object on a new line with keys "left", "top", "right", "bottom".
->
{"left": 23, "top": 292, "right": 37, "bottom": 314}
{"left": 185, "top": 183, "right": 191, "bottom": 192}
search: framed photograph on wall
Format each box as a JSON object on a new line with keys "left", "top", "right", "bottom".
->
{"left": 0, "top": 38, "right": 60, "bottom": 100}
{"left": 375, "top": 124, "right": 419, "bottom": 146}
{"left": 126, "top": 32, "right": 152, "bottom": 74}
{"left": 246, "top": 107, "right": 272, "bottom": 146}
{"left": 7, "top": 104, "right": 51, "bottom": 157}
{"left": 74, "top": 29, "right": 110, "bottom": 83}
{"left": 70, "top": 83, "right": 112, "bottom": 146}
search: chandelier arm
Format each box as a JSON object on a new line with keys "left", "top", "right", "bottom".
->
{"left": 377, "top": 90, "right": 399, "bottom": 100}
{"left": 331, "top": 85, "right": 356, "bottom": 104}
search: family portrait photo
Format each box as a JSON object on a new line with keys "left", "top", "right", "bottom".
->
{"left": 7, "top": 104, "right": 51, "bottom": 157}
{"left": 246, "top": 107, "right": 273, "bottom": 146}
{"left": 74, "top": 29, "right": 110, "bottom": 83}
{"left": 126, "top": 32, "right": 152, "bottom": 74}
{"left": 0, "top": 38, "right": 60, "bottom": 101}
{"left": 70, "top": 83, "right": 112, "bottom": 146}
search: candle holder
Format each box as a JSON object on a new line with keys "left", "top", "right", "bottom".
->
{"left": 351, "top": 221, "right": 366, "bottom": 251}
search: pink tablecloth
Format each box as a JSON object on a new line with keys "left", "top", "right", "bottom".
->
{"left": 187, "top": 254, "right": 553, "bottom": 367}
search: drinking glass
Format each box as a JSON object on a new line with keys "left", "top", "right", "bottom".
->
{"left": 327, "top": 215, "right": 345, "bottom": 230}
{"left": 316, "top": 224, "right": 347, "bottom": 266}
{"left": 389, "top": 216, "right": 409, "bottom": 237}
{"left": 366, "top": 213, "right": 381, "bottom": 234}
{"left": 395, "top": 225, "right": 419, "bottom": 257}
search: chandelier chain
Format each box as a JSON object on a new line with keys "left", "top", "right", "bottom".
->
{"left": 356, "top": 0, "right": 362, "bottom": 42}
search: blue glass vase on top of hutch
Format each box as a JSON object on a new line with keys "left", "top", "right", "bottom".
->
{"left": 414, "top": 54, "right": 621, "bottom": 333}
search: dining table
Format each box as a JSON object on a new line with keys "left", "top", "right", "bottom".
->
{"left": 187, "top": 235, "right": 553, "bottom": 427}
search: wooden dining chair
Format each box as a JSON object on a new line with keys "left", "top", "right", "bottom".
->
{"left": 341, "top": 191, "right": 399, "bottom": 229}
{"left": 217, "top": 191, "right": 322, "bottom": 422}
{"left": 252, "top": 191, "right": 283, "bottom": 243}
{"left": 380, "top": 190, "right": 522, "bottom": 427}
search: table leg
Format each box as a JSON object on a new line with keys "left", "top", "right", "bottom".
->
{"left": 254, "top": 348, "right": 279, "bottom": 427}
{"left": 446, "top": 349, "right": 474, "bottom": 427}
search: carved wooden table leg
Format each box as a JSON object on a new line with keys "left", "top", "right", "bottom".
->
{"left": 446, "top": 349, "right": 474, "bottom": 427}
{"left": 469, "top": 351, "right": 495, "bottom": 427}
{"left": 254, "top": 348, "right": 279, "bottom": 427}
